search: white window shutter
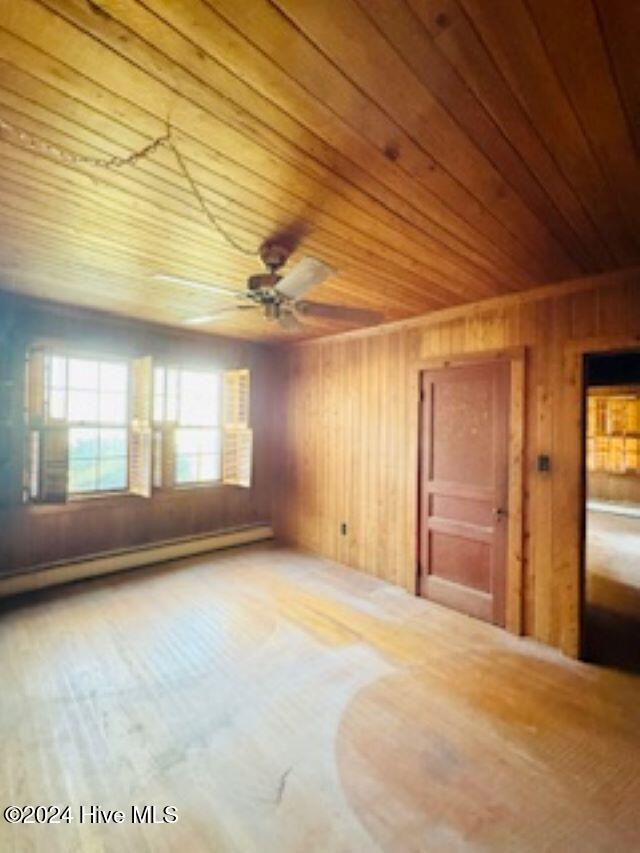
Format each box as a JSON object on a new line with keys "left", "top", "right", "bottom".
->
{"left": 0, "top": 422, "right": 12, "bottom": 507}
{"left": 223, "top": 428, "right": 253, "bottom": 487}
{"left": 129, "top": 356, "right": 153, "bottom": 498}
{"left": 161, "top": 425, "right": 176, "bottom": 489}
{"left": 130, "top": 428, "right": 152, "bottom": 497}
{"left": 26, "top": 429, "right": 40, "bottom": 500}
{"left": 222, "top": 369, "right": 252, "bottom": 487}
{"left": 223, "top": 369, "right": 250, "bottom": 428}
{"left": 40, "top": 426, "right": 68, "bottom": 503}
{"left": 152, "top": 428, "right": 163, "bottom": 489}
{"left": 26, "top": 349, "right": 68, "bottom": 503}
{"left": 27, "top": 348, "right": 46, "bottom": 426}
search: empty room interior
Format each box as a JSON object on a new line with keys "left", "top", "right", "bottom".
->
{"left": 1, "top": 1, "right": 640, "bottom": 850}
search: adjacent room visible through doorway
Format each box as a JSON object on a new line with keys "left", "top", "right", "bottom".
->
{"left": 584, "top": 351, "right": 640, "bottom": 673}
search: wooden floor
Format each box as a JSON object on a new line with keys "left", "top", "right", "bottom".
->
{"left": 2, "top": 543, "right": 640, "bottom": 852}
{"left": 585, "top": 509, "right": 640, "bottom": 672}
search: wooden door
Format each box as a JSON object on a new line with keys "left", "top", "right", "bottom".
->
{"left": 418, "top": 360, "right": 510, "bottom": 626}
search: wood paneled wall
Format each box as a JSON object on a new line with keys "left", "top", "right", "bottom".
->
{"left": 0, "top": 293, "right": 278, "bottom": 574}
{"left": 275, "top": 269, "right": 640, "bottom": 656}
{"left": 588, "top": 472, "right": 640, "bottom": 504}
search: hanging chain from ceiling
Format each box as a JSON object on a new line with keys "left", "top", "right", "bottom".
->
{"left": 0, "top": 115, "right": 257, "bottom": 257}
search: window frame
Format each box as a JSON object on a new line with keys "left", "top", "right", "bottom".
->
{"left": 152, "top": 363, "right": 224, "bottom": 490}
{"left": 34, "top": 348, "right": 133, "bottom": 500}
{"left": 61, "top": 351, "right": 131, "bottom": 498}
{"left": 25, "top": 347, "right": 252, "bottom": 504}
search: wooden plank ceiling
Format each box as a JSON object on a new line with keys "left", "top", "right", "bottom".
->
{"left": 0, "top": 0, "right": 638, "bottom": 341}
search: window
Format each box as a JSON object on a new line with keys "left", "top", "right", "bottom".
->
{"left": 587, "top": 390, "right": 640, "bottom": 474}
{"left": 45, "top": 355, "right": 129, "bottom": 494}
{"left": 153, "top": 367, "right": 222, "bottom": 485}
{"left": 25, "top": 348, "right": 252, "bottom": 503}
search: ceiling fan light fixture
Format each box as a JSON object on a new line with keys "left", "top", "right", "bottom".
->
{"left": 263, "top": 302, "right": 281, "bottom": 321}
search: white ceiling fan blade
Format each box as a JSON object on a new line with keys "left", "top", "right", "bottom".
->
{"left": 153, "top": 273, "right": 247, "bottom": 299}
{"left": 295, "top": 300, "right": 382, "bottom": 325}
{"left": 182, "top": 315, "right": 222, "bottom": 326}
{"left": 278, "top": 310, "right": 305, "bottom": 333}
{"left": 275, "top": 257, "right": 335, "bottom": 299}
{"left": 182, "top": 305, "right": 259, "bottom": 325}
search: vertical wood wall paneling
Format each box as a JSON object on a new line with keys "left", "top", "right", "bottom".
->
{"left": 507, "top": 353, "right": 525, "bottom": 634}
{"left": 275, "top": 270, "right": 640, "bottom": 656}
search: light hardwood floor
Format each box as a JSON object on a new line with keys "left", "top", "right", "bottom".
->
{"left": 1, "top": 543, "right": 640, "bottom": 852}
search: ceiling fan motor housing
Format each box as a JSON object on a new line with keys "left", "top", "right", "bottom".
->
{"left": 259, "top": 240, "right": 291, "bottom": 272}
{"left": 247, "top": 271, "right": 282, "bottom": 293}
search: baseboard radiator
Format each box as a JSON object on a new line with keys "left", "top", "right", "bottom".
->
{"left": 0, "top": 524, "right": 273, "bottom": 598}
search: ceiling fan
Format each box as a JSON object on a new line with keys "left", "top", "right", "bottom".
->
{"left": 153, "top": 240, "right": 382, "bottom": 332}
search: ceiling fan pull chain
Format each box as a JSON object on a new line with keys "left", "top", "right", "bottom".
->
{"left": 0, "top": 112, "right": 257, "bottom": 259}
{"left": 167, "top": 129, "right": 256, "bottom": 258}
{"left": 0, "top": 114, "right": 170, "bottom": 169}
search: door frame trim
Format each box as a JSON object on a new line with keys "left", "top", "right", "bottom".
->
{"left": 576, "top": 341, "right": 640, "bottom": 661}
{"left": 415, "top": 346, "right": 526, "bottom": 635}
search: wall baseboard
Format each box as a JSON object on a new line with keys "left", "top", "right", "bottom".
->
{"left": 0, "top": 524, "right": 273, "bottom": 598}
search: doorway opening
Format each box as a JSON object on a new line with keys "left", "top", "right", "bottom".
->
{"left": 583, "top": 350, "right": 640, "bottom": 672}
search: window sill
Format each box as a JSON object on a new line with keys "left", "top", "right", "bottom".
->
{"left": 68, "top": 490, "right": 130, "bottom": 503}
{"left": 24, "top": 493, "right": 146, "bottom": 514}
{"left": 24, "top": 483, "right": 231, "bottom": 513}
{"left": 174, "top": 480, "right": 224, "bottom": 491}
{"left": 152, "top": 482, "right": 226, "bottom": 497}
